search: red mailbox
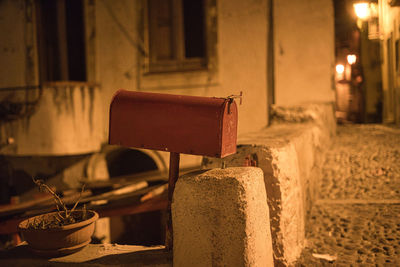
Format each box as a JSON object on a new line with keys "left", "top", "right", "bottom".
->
{"left": 109, "top": 90, "right": 238, "bottom": 158}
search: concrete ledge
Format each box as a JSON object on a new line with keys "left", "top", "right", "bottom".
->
{"left": 172, "top": 167, "right": 273, "bottom": 267}
{"left": 0, "top": 243, "right": 171, "bottom": 266}
{"left": 203, "top": 103, "right": 336, "bottom": 265}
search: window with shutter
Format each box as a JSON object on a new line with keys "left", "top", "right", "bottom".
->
{"left": 145, "top": 0, "right": 208, "bottom": 73}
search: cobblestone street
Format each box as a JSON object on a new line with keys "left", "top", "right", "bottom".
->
{"left": 298, "top": 124, "right": 400, "bottom": 266}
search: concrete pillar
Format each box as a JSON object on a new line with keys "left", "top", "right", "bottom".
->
{"left": 172, "top": 167, "right": 273, "bottom": 267}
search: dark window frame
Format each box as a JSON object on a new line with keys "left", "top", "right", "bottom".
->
{"left": 143, "top": 0, "right": 210, "bottom": 74}
{"left": 36, "top": 0, "right": 87, "bottom": 82}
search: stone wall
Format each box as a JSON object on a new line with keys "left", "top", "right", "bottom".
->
{"left": 203, "top": 103, "right": 336, "bottom": 265}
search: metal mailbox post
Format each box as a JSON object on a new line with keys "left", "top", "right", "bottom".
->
{"left": 109, "top": 89, "right": 239, "bottom": 249}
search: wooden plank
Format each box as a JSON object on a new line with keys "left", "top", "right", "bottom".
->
{"left": 140, "top": 184, "right": 168, "bottom": 202}
{"left": 79, "top": 181, "right": 148, "bottom": 203}
{"left": 0, "top": 190, "right": 93, "bottom": 218}
{"left": 0, "top": 195, "right": 54, "bottom": 217}
{"left": 96, "top": 197, "right": 168, "bottom": 218}
{"left": 84, "top": 166, "right": 197, "bottom": 189}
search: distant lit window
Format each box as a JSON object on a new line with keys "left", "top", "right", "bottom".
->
{"left": 145, "top": 0, "right": 207, "bottom": 73}
{"left": 36, "top": 0, "right": 87, "bottom": 82}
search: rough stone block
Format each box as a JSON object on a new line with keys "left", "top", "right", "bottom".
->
{"left": 172, "top": 167, "right": 273, "bottom": 267}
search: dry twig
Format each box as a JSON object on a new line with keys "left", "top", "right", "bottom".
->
{"left": 28, "top": 177, "right": 87, "bottom": 229}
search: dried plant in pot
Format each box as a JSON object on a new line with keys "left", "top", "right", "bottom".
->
{"left": 18, "top": 178, "right": 98, "bottom": 257}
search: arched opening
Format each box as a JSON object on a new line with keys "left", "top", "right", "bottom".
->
{"left": 104, "top": 148, "right": 166, "bottom": 246}
{"left": 106, "top": 149, "right": 158, "bottom": 177}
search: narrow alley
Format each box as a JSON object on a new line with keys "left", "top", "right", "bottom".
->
{"left": 298, "top": 124, "right": 400, "bottom": 266}
{"left": 2, "top": 1, "right": 400, "bottom": 265}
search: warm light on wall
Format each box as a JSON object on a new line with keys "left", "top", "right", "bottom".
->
{"left": 336, "top": 64, "right": 345, "bottom": 74}
{"left": 347, "top": 54, "right": 357, "bottom": 65}
{"left": 353, "top": 3, "right": 371, "bottom": 20}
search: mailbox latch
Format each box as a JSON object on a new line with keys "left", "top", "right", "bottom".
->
{"left": 226, "top": 91, "right": 243, "bottom": 114}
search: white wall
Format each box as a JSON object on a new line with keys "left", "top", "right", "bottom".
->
{"left": 274, "top": 0, "right": 335, "bottom": 106}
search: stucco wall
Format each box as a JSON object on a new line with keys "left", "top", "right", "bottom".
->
{"left": 0, "top": 0, "right": 27, "bottom": 88}
{"left": 217, "top": 0, "right": 268, "bottom": 135}
{"left": 378, "top": 1, "right": 400, "bottom": 124}
{"left": 95, "top": 0, "right": 140, "bottom": 118}
{"left": 0, "top": 84, "right": 104, "bottom": 155}
{"left": 274, "top": 0, "right": 335, "bottom": 106}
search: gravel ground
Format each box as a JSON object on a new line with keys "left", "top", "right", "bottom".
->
{"left": 297, "top": 124, "right": 400, "bottom": 266}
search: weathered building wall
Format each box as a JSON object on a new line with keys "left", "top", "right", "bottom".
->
{"left": 0, "top": 0, "right": 28, "bottom": 88}
{"left": 274, "top": 0, "right": 335, "bottom": 106}
{"left": 378, "top": 0, "right": 400, "bottom": 125}
{"left": 0, "top": 0, "right": 337, "bottom": 155}
{"left": 0, "top": 1, "right": 104, "bottom": 155}
{"left": 0, "top": 0, "right": 339, "bottom": 155}
{"left": 0, "top": 84, "right": 104, "bottom": 155}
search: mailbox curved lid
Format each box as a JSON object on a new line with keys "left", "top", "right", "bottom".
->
{"left": 109, "top": 90, "right": 237, "bottom": 158}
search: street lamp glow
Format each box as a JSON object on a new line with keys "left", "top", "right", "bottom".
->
{"left": 353, "top": 3, "right": 370, "bottom": 20}
{"left": 336, "top": 64, "right": 345, "bottom": 74}
{"left": 347, "top": 54, "right": 357, "bottom": 65}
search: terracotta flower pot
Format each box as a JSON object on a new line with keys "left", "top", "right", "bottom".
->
{"left": 18, "top": 210, "right": 98, "bottom": 257}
